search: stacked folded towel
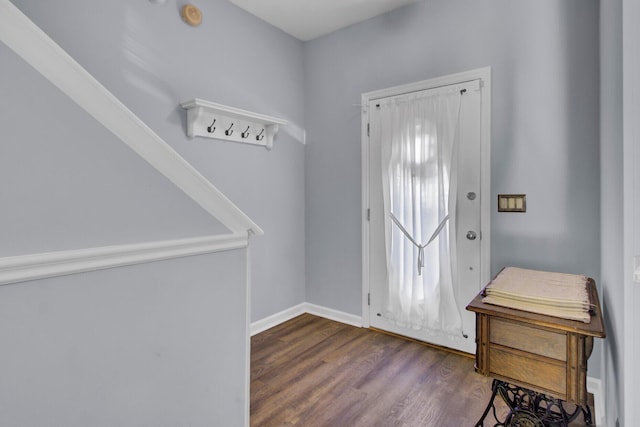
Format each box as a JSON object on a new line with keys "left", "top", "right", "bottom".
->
{"left": 482, "top": 267, "right": 592, "bottom": 323}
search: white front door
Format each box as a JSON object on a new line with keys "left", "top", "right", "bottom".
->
{"left": 363, "top": 70, "right": 490, "bottom": 354}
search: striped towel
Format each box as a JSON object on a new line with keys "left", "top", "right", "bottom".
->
{"left": 482, "top": 267, "right": 592, "bottom": 323}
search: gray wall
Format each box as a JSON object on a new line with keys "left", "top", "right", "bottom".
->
{"left": 0, "top": 250, "right": 249, "bottom": 426}
{"left": 620, "top": 0, "right": 640, "bottom": 423}
{"left": 600, "top": 1, "right": 624, "bottom": 425}
{"left": 4, "top": 0, "right": 616, "bottom": 422}
{"left": 0, "top": 42, "right": 228, "bottom": 257}
{"left": 4, "top": 0, "right": 306, "bottom": 425}
{"left": 304, "top": 0, "right": 601, "bottom": 374}
{"left": 9, "top": 0, "right": 307, "bottom": 321}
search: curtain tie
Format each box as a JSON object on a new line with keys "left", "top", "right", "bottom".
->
{"left": 390, "top": 213, "right": 449, "bottom": 276}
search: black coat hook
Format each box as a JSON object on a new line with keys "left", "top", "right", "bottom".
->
{"left": 256, "top": 129, "right": 265, "bottom": 141}
{"left": 225, "top": 122, "right": 234, "bottom": 136}
{"left": 241, "top": 125, "right": 250, "bottom": 139}
{"left": 207, "top": 118, "right": 216, "bottom": 133}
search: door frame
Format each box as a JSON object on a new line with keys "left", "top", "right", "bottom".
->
{"left": 361, "top": 67, "right": 492, "bottom": 328}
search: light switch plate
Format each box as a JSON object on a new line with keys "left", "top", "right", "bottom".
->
{"left": 634, "top": 255, "right": 640, "bottom": 283}
{"left": 498, "top": 194, "right": 526, "bottom": 212}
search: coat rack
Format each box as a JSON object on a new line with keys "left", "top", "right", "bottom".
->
{"left": 181, "top": 98, "right": 287, "bottom": 150}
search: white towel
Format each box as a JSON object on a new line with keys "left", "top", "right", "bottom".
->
{"left": 482, "top": 267, "right": 591, "bottom": 323}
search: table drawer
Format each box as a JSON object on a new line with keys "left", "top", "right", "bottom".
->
{"left": 489, "top": 346, "right": 567, "bottom": 398}
{"left": 490, "top": 317, "right": 566, "bottom": 361}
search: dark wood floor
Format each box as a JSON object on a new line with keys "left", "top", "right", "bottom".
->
{"left": 251, "top": 313, "right": 592, "bottom": 426}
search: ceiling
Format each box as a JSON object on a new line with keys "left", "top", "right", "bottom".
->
{"left": 227, "top": 0, "right": 418, "bottom": 42}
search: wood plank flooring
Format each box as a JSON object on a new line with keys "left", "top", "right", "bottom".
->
{"left": 251, "top": 313, "right": 592, "bottom": 426}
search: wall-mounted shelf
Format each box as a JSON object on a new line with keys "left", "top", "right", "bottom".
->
{"left": 181, "top": 98, "right": 287, "bottom": 150}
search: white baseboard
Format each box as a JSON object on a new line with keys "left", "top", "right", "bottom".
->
{"left": 587, "top": 376, "right": 605, "bottom": 426}
{"left": 303, "top": 303, "right": 363, "bottom": 328}
{"left": 250, "top": 303, "right": 307, "bottom": 336}
{"left": 250, "top": 303, "right": 362, "bottom": 336}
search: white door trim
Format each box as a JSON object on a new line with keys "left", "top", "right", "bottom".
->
{"left": 361, "top": 67, "right": 492, "bottom": 328}
{"left": 623, "top": 0, "right": 640, "bottom": 424}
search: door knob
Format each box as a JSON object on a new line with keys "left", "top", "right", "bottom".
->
{"left": 466, "top": 231, "right": 477, "bottom": 240}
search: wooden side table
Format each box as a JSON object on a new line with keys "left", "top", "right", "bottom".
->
{"left": 466, "top": 278, "right": 605, "bottom": 426}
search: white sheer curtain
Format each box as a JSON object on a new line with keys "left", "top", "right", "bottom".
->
{"left": 378, "top": 88, "right": 463, "bottom": 336}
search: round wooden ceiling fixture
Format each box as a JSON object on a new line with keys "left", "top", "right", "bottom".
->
{"left": 181, "top": 4, "right": 202, "bottom": 26}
